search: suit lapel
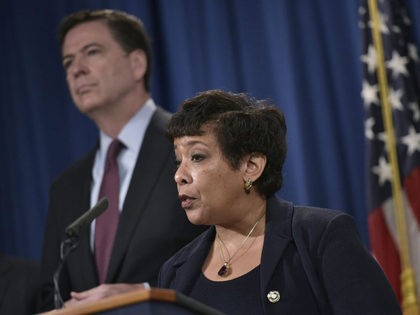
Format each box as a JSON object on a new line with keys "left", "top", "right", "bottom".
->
{"left": 106, "top": 109, "right": 172, "bottom": 282}
{"left": 76, "top": 224, "right": 99, "bottom": 287}
{"left": 66, "top": 148, "right": 99, "bottom": 288}
{"left": 260, "top": 198, "right": 294, "bottom": 291}
{"left": 170, "top": 229, "right": 214, "bottom": 293}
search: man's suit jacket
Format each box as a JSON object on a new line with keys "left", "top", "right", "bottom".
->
{"left": 0, "top": 254, "right": 40, "bottom": 315}
{"left": 158, "top": 197, "right": 402, "bottom": 315}
{"left": 40, "top": 107, "right": 205, "bottom": 311}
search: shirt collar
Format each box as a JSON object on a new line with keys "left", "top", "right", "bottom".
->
{"left": 98, "top": 98, "right": 157, "bottom": 156}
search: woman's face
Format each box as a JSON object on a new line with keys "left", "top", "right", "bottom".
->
{"left": 174, "top": 129, "right": 246, "bottom": 226}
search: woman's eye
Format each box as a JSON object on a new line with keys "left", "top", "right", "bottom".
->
{"left": 191, "top": 154, "right": 204, "bottom": 162}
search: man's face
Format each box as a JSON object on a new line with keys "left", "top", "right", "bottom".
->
{"left": 62, "top": 21, "right": 139, "bottom": 116}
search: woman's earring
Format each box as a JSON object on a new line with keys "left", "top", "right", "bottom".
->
{"left": 244, "top": 178, "right": 253, "bottom": 193}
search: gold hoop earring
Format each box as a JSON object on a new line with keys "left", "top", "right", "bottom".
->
{"left": 244, "top": 178, "right": 253, "bottom": 193}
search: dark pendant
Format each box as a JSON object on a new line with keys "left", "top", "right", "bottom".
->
{"left": 218, "top": 262, "right": 230, "bottom": 277}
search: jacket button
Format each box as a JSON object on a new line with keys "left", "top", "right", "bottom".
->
{"left": 267, "top": 290, "right": 281, "bottom": 303}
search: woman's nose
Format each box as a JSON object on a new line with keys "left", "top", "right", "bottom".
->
{"left": 174, "top": 163, "right": 189, "bottom": 185}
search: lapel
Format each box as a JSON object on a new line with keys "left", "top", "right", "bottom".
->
{"left": 169, "top": 228, "right": 215, "bottom": 294}
{"left": 106, "top": 108, "right": 172, "bottom": 281}
{"left": 66, "top": 148, "right": 99, "bottom": 288}
{"left": 260, "top": 197, "right": 294, "bottom": 293}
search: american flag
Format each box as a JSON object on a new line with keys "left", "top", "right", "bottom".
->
{"left": 360, "top": 0, "right": 420, "bottom": 307}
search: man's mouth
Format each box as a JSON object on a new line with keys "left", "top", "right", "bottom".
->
{"left": 76, "top": 83, "right": 95, "bottom": 95}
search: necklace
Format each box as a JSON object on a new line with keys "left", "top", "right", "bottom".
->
{"left": 216, "top": 213, "right": 265, "bottom": 277}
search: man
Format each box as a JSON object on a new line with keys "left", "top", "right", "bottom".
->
{"left": 39, "top": 9, "right": 205, "bottom": 311}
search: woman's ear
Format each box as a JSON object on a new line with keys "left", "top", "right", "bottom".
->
{"left": 129, "top": 49, "right": 147, "bottom": 81}
{"left": 242, "top": 153, "right": 267, "bottom": 182}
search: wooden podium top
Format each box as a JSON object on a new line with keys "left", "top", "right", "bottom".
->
{"left": 40, "top": 288, "right": 177, "bottom": 315}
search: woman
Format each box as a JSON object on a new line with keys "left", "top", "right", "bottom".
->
{"left": 158, "top": 90, "right": 401, "bottom": 314}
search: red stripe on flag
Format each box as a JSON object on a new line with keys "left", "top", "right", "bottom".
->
{"left": 368, "top": 207, "right": 401, "bottom": 303}
{"left": 404, "top": 167, "right": 420, "bottom": 225}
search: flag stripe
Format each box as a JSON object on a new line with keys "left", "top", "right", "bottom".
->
{"left": 368, "top": 207, "right": 402, "bottom": 301}
{"left": 405, "top": 168, "right": 420, "bottom": 223}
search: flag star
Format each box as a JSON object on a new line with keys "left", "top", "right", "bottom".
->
{"left": 379, "top": 13, "right": 390, "bottom": 34}
{"left": 400, "top": 127, "right": 420, "bottom": 155}
{"left": 392, "top": 25, "right": 401, "bottom": 33}
{"left": 361, "top": 45, "right": 377, "bottom": 74}
{"left": 361, "top": 80, "right": 379, "bottom": 108}
{"left": 401, "top": 10, "right": 411, "bottom": 25}
{"left": 365, "top": 117, "right": 375, "bottom": 139}
{"left": 386, "top": 51, "right": 409, "bottom": 77}
{"left": 377, "top": 131, "right": 387, "bottom": 143}
{"left": 408, "top": 102, "right": 420, "bottom": 121}
{"left": 408, "top": 43, "right": 419, "bottom": 62}
{"left": 368, "top": 13, "right": 390, "bottom": 34}
{"left": 389, "top": 88, "right": 404, "bottom": 110}
{"left": 372, "top": 156, "right": 392, "bottom": 185}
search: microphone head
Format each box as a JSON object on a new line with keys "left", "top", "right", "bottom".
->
{"left": 64, "top": 198, "right": 109, "bottom": 238}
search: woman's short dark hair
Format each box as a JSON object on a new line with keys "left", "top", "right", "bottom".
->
{"left": 167, "top": 90, "right": 287, "bottom": 197}
{"left": 58, "top": 9, "right": 152, "bottom": 91}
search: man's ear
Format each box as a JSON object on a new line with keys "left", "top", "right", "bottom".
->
{"left": 242, "top": 153, "right": 267, "bottom": 182}
{"left": 129, "top": 49, "right": 147, "bottom": 81}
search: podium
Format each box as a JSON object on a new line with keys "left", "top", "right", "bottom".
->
{"left": 40, "top": 288, "right": 225, "bottom": 315}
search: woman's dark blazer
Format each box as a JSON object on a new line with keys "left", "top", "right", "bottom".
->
{"left": 158, "top": 197, "right": 401, "bottom": 315}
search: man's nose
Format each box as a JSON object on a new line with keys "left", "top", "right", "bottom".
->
{"left": 68, "top": 57, "right": 88, "bottom": 78}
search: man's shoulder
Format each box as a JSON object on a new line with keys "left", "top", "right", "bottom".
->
{"left": 150, "top": 106, "right": 173, "bottom": 129}
{"left": 50, "top": 147, "right": 96, "bottom": 191}
{"left": 154, "top": 105, "right": 173, "bottom": 118}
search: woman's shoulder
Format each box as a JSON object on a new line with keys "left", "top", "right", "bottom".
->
{"left": 272, "top": 197, "right": 357, "bottom": 237}
{"left": 284, "top": 199, "right": 361, "bottom": 251}
{"left": 293, "top": 204, "right": 352, "bottom": 225}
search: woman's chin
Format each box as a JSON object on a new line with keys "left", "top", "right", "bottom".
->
{"left": 185, "top": 210, "right": 207, "bottom": 226}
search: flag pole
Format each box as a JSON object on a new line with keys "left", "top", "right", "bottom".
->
{"left": 367, "top": 0, "right": 419, "bottom": 314}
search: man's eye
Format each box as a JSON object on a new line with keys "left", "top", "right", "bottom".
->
{"left": 175, "top": 160, "right": 181, "bottom": 168}
{"left": 87, "top": 49, "right": 100, "bottom": 56}
{"left": 63, "top": 60, "right": 72, "bottom": 70}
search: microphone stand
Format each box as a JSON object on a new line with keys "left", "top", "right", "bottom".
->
{"left": 53, "top": 235, "right": 79, "bottom": 309}
{"left": 52, "top": 198, "right": 109, "bottom": 309}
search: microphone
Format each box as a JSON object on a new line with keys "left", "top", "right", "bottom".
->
{"left": 65, "top": 197, "right": 109, "bottom": 238}
{"left": 53, "top": 198, "right": 109, "bottom": 309}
